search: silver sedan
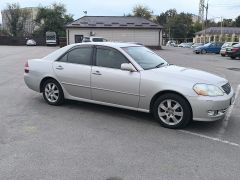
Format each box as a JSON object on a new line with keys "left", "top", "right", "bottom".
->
{"left": 24, "top": 42, "right": 235, "bottom": 129}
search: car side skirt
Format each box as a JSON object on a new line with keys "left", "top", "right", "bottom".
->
{"left": 65, "top": 95, "right": 150, "bottom": 113}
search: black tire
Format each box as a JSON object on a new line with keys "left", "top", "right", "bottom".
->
{"left": 230, "top": 56, "right": 235, "bottom": 59}
{"left": 221, "top": 54, "right": 225, "bottom": 57}
{"left": 42, "top": 79, "right": 64, "bottom": 105}
{"left": 195, "top": 52, "right": 200, "bottom": 54}
{"left": 153, "top": 93, "right": 192, "bottom": 129}
{"left": 201, "top": 49, "right": 206, "bottom": 54}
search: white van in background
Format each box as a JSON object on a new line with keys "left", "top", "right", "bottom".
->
{"left": 46, "top": 31, "right": 57, "bottom": 45}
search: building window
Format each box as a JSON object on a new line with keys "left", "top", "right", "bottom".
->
{"left": 234, "top": 35, "right": 238, "bottom": 42}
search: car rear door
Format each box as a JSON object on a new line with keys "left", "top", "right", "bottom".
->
{"left": 53, "top": 45, "right": 93, "bottom": 99}
{"left": 91, "top": 46, "right": 140, "bottom": 108}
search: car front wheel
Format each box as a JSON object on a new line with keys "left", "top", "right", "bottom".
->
{"left": 153, "top": 93, "right": 192, "bottom": 129}
{"left": 201, "top": 49, "right": 206, "bottom": 54}
{"left": 43, "top": 79, "right": 64, "bottom": 105}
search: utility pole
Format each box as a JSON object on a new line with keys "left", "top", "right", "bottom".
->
{"left": 220, "top": 17, "right": 223, "bottom": 41}
{"left": 203, "top": 1, "right": 208, "bottom": 44}
{"left": 199, "top": 0, "right": 205, "bottom": 23}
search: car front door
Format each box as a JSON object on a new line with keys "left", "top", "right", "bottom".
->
{"left": 53, "top": 45, "right": 93, "bottom": 99}
{"left": 91, "top": 46, "right": 140, "bottom": 108}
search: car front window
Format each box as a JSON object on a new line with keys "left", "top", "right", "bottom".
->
{"left": 122, "top": 46, "right": 168, "bottom": 70}
{"left": 96, "top": 47, "right": 128, "bottom": 69}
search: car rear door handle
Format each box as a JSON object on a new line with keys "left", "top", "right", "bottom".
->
{"left": 92, "top": 70, "right": 102, "bottom": 75}
{"left": 56, "top": 65, "right": 64, "bottom": 70}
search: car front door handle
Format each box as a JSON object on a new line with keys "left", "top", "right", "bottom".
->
{"left": 92, "top": 70, "right": 102, "bottom": 75}
{"left": 56, "top": 65, "right": 64, "bottom": 70}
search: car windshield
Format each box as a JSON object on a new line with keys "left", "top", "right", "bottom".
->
{"left": 122, "top": 46, "right": 168, "bottom": 70}
{"left": 222, "top": 42, "right": 231, "bottom": 47}
{"left": 233, "top": 43, "right": 240, "bottom": 47}
{"left": 204, "top": 43, "right": 211, "bottom": 47}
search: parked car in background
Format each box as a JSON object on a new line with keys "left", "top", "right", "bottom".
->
{"left": 166, "top": 40, "right": 177, "bottom": 47}
{"left": 26, "top": 39, "right": 36, "bottom": 46}
{"left": 178, "top": 43, "right": 186, "bottom": 47}
{"left": 184, "top": 43, "right": 194, "bottom": 48}
{"left": 82, "top": 36, "right": 107, "bottom": 42}
{"left": 220, "top": 42, "right": 239, "bottom": 57}
{"left": 24, "top": 42, "right": 234, "bottom": 129}
{"left": 226, "top": 43, "right": 240, "bottom": 59}
{"left": 193, "top": 42, "right": 224, "bottom": 54}
{"left": 191, "top": 43, "right": 204, "bottom": 48}
{"left": 178, "top": 43, "right": 193, "bottom": 48}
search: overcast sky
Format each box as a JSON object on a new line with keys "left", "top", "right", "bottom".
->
{"left": 0, "top": 0, "right": 240, "bottom": 23}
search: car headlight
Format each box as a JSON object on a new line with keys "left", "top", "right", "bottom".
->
{"left": 193, "top": 84, "right": 224, "bottom": 96}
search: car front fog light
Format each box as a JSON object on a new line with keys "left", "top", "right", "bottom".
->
{"left": 208, "top": 110, "right": 218, "bottom": 116}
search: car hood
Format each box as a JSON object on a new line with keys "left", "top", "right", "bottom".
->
{"left": 146, "top": 65, "right": 227, "bottom": 86}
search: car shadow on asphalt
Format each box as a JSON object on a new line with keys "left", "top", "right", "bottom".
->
{"left": 64, "top": 99, "right": 223, "bottom": 132}
{"left": 35, "top": 96, "right": 224, "bottom": 134}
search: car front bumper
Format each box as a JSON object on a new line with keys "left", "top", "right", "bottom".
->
{"left": 220, "top": 49, "right": 226, "bottom": 55}
{"left": 187, "top": 90, "right": 235, "bottom": 122}
{"left": 193, "top": 49, "right": 201, "bottom": 53}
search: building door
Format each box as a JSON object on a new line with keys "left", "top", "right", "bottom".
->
{"left": 75, "top": 35, "right": 83, "bottom": 43}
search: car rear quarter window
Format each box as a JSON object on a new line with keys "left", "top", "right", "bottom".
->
{"left": 67, "top": 47, "right": 92, "bottom": 65}
{"left": 96, "top": 48, "right": 128, "bottom": 69}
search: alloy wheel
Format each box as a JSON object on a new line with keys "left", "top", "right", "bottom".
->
{"left": 158, "top": 99, "right": 184, "bottom": 126}
{"left": 44, "top": 83, "right": 60, "bottom": 103}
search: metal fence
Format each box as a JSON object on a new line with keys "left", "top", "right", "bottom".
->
{"left": 0, "top": 36, "right": 46, "bottom": 46}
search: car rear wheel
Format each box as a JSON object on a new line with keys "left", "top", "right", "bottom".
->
{"left": 153, "top": 93, "right": 191, "bottom": 129}
{"left": 43, "top": 79, "right": 64, "bottom": 105}
{"left": 221, "top": 54, "right": 225, "bottom": 57}
{"left": 230, "top": 56, "right": 236, "bottom": 59}
{"left": 201, "top": 49, "right": 206, "bottom": 54}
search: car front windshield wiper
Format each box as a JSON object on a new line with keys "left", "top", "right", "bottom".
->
{"left": 155, "top": 63, "right": 165, "bottom": 68}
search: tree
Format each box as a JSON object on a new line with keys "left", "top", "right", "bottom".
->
{"left": 0, "top": 29, "right": 9, "bottom": 36}
{"left": 3, "top": 3, "right": 30, "bottom": 36}
{"left": 132, "top": 5, "right": 152, "bottom": 20}
{"left": 156, "top": 9, "right": 194, "bottom": 42}
{"left": 235, "top": 15, "right": 240, "bottom": 27}
{"left": 34, "top": 3, "right": 73, "bottom": 37}
{"left": 222, "top": 18, "right": 235, "bottom": 27}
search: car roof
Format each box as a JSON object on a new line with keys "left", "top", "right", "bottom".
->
{"left": 42, "top": 42, "right": 141, "bottom": 61}
{"left": 74, "top": 42, "right": 141, "bottom": 48}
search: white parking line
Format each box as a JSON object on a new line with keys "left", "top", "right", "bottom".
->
{"left": 217, "top": 84, "right": 240, "bottom": 138}
{"left": 179, "top": 130, "right": 240, "bottom": 148}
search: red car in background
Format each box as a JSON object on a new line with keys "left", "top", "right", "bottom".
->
{"left": 226, "top": 43, "right": 240, "bottom": 59}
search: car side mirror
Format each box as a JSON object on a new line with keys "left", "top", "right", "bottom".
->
{"left": 121, "top": 63, "right": 136, "bottom": 72}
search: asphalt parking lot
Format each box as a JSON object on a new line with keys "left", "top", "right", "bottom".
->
{"left": 0, "top": 45, "right": 240, "bottom": 180}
